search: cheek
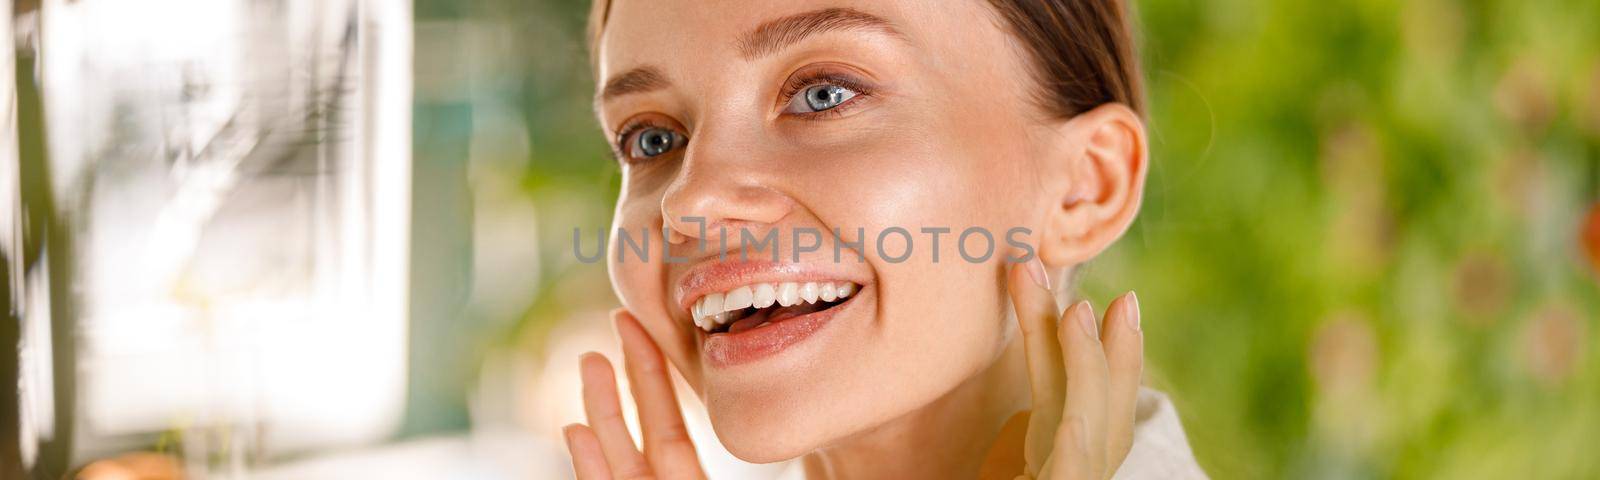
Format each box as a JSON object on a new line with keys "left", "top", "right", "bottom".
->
{"left": 790, "top": 89, "right": 1039, "bottom": 229}
{"left": 607, "top": 245, "right": 660, "bottom": 321}
{"left": 794, "top": 104, "right": 1037, "bottom": 277}
{"left": 606, "top": 188, "right": 660, "bottom": 312}
{"left": 606, "top": 188, "right": 703, "bottom": 385}
{"left": 790, "top": 113, "right": 1029, "bottom": 379}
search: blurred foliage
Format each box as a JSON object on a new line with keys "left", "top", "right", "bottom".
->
{"left": 415, "top": 0, "right": 1600, "bottom": 477}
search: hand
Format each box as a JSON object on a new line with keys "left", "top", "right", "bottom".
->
{"left": 76, "top": 452, "right": 184, "bottom": 480}
{"left": 564, "top": 309, "right": 707, "bottom": 480}
{"left": 1005, "top": 260, "right": 1144, "bottom": 480}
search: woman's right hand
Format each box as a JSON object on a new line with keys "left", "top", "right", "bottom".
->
{"left": 563, "top": 309, "right": 707, "bottom": 480}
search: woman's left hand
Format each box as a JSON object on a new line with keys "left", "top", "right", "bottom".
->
{"left": 1003, "top": 260, "right": 1145, "bottom": 480}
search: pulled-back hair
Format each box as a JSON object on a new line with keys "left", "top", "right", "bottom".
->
{"left": 982, "top": 0, "right": 1143, "bottom": 116}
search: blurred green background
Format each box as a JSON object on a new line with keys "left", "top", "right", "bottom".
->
{"left": 410, "top": 0, "right": 1600, "bottom": 478}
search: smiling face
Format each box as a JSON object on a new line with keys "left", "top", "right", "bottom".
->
{"left": 596, "top": 0, "right": 1100, "bottom": 463}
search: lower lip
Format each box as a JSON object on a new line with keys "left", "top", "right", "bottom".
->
{"left": 700, "top": 291, "right": 862, "bottom": 368}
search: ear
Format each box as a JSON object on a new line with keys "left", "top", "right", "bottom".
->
{"left": 1038, "top": 103, "right": 1148, "bottom": 267}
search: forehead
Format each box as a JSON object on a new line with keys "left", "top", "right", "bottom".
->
{"left": 593, "top": 0, "right": 1000, "bottom": 84}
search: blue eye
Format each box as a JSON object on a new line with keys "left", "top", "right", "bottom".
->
{"left": 626, "top": 126, "right": 682, "bottom": 159}
{"left": 786, "top": 84, "right": 858, "bottom": 113}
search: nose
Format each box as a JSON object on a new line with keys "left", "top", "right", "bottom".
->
{"left": 660, "top": 126, "right": 793, "bottom": 247}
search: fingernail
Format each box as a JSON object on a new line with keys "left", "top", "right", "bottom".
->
{"left": 1123, "top": 291, "right": 1141, "bottom": 332}
{"left": 1025, "top": 256, "right": 1051, "bottom": 290}
{"left": 1074, "top": 301, "right": 1097, "bottom": 337}
{"left": 579, "top": 351, "right": 603, "bottom": 367}
{"left": 561, "top": 424, "right": 577, "bottom": 445}
{"left": 609, "top": 310, "right": 624, "bottom": 338}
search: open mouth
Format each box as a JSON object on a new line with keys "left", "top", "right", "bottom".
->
{"left": 691, "top": 282, "right": 859, "bottom": 335}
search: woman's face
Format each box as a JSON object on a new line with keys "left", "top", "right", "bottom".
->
{"left": 598, "top": 0, "right": 1061, "bottom": 462}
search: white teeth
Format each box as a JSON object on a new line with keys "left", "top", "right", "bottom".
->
{"left": 702, "top": 292, "right": 723, "bottom": 318}
{"left": 723, "top": 286, "right": 753, "bottom": 312}
{"left": 777, "top": 282, "right": 800, "bottom": 307}
{"left": 819, "top": 282, "right": 838, "bottom": 302}
{"left": 753, "top": 284, "right": 777, "bottom": 309}
{"left": 799, "top": 282, "right": 820, "bottom": 303}
{"left": 691, "top": 281, "right": 860, "bottom": 332}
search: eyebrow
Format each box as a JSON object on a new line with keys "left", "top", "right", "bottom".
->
{"left": 599, "top": 65, "right": 670, "bottom": 102}
{"left": 597, "top": 8, "right": 901, "bottom": 103}
{"left": 738, "top": 7, "right": 902, "bottom": 60}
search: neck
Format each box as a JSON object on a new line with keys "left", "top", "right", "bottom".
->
{"left": 800, "top": 337, "right": 1031, "bottom": 480}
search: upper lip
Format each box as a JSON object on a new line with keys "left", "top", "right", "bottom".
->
{"left": 674, "top": 258, "right": 872, "bottom": 317}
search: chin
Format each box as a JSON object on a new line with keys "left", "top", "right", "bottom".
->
{"left": 708, "top": 403, "right": 830, "bottom": 464}
{"left": 703, "top": 380, "right": 858, "bottom": 464}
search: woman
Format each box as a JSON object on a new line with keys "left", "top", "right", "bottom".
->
{"left": 564, "top": 0, "right": 1206, "bottom": 478}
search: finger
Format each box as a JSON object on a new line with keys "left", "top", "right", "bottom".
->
{"left": 1044, "top": 416, "right": 1094, "bottom": 480}
{"left": 1007, "top": 257, "right": 1065, "bottom": 476}
{"left": 616, "top": 309, "right": 705, "bottom": 479}
{"left": 1059, "top": 300, "right": 1111, "bottom": 479}
{"left": 77, "top": 453, "right": 183, "bottom": 480}
{"left": 579, "top": 352, "right": 652, "bottom": 478}
{"left": 1101, "top": 292, "right": 1144, "bottom": 472}
{"left": 564, "top": 423, "right": 615, "bottom": 480}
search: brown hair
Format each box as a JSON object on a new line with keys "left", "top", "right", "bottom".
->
{"left": 587, "top": 0, "right": 1142, "bottom": 116}
{"left": 984, "top": 0, "right": 1143, "bottom": 117}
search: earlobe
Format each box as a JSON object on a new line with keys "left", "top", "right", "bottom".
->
{"left": 1037, "top": 103, "right": 1148, "bottom": 268}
